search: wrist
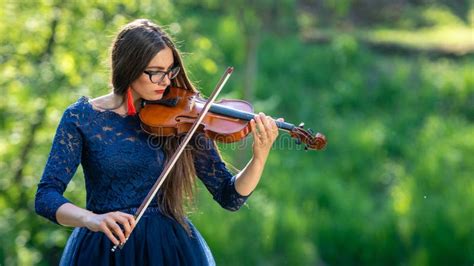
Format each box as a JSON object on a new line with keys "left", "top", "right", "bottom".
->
{"left": 251, "top": 155, "right": 267, "bottom": 168}
{"left": 80, "top": 211, "right": 95, "bottom": 227}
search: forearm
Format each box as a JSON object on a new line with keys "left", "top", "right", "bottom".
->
{"left": 56, "top": 202, "right": 94, "bottom": 227}
{"left": 233, "top": 113, "right": 280, "bottom": 196}
{"left": 234, "top": 156, "right": 266, "bottom": 196}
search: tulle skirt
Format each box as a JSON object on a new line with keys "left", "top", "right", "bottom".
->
{"left": 59, "top": 207, "right": 215, "bottom": 266}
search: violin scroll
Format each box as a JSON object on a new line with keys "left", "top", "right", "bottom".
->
{"left": 290, "top": 127, "right": 327, "bottom": 150}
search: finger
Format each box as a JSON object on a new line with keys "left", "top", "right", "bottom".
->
{"left": 114, "top": 214, "right": 131, "bottom": 239}
{"left": 265, "top": 116, "right": 276, "bottom": 133}
{"left": 121, "top": 213, "right": 136, "bottom": 238}
{"left": 101, "top": 223, "right": 120, "bottom": 246}
{"left": 262, "top": 115, "right": 276, "bottom": 140}
{"left": 255, "top": 113, "right": 268, "bottom": 139}
{"left": 272, "top": 118, "right": 279, "bottom": 130}
{"left": 269, "top": 117, "right": 279, "bottom": 136}
{"left": 107, "top": 218, "right": 126, "bottom": 244}
{"left": 124, "top": 213, "right": 136, "bottom": 231}
{"left": 273, "top": 118, "right": 283, "bottom": 134}
{"left": 250, "top": 119, "right": 261, "bottom": 143}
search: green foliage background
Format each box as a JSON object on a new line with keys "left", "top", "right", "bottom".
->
{"left": 0, "top": 0, "right": 473, "bottom": 265}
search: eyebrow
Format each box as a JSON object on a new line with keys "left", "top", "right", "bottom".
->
{"left": 146, "top": 63, "right": 174, "bottom": 70}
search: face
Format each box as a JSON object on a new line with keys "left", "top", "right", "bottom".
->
{"left": 130, "top": 46, "right": 174, "bottom": 101}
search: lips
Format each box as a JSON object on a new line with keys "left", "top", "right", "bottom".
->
{"left": 154, "top": 89, "right": 166, "bottom": 94}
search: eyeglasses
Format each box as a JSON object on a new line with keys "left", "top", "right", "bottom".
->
{"left": 143, "top": 66, "right": 180, "bottom": 84}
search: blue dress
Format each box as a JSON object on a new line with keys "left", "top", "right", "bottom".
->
{"left": 34, "top": 96, "right": 249, "bottom": 265}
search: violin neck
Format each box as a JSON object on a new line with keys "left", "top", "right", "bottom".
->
{"left": 209, "top": 103, "right": 295, "bottom": 131}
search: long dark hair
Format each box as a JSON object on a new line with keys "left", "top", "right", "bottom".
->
{"left": 111, "top": 19, "right": 195, "bottom": 95}
{"left": 110, "top": 19, "right": 199, "bottom": 234}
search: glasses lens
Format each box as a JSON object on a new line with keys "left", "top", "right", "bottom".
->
{"left": 151, "top": 73, "right": 166, "bottom": 83}
{"left": 147, "top": 66, "right": 180, "bottom": 84}
{"left": 169, "top": 66, "right": 180, "bottom": 79}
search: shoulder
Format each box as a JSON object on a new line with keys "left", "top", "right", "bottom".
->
{"left": 64, "top": 96, "right": 90, "bottom": 114}
{"left": 88, "top": 94, "right": 113, "bottom": 109}
{"left": 88, "top": 93, "right": 126, "bottom": 115}
{"left": 60, "top": 96, "right": 94, "bottom": 127}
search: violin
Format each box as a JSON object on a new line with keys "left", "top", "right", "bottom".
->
{"left": 138, "top": 86, "right": 326, "bottom": 150}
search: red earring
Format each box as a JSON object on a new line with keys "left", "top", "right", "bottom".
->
{"left": 126, "top": 87, "right": 137, "bottom": 116}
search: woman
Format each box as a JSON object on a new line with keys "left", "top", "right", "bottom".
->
{"left": 35, "top": 19, "right": 280, "bottom": 265}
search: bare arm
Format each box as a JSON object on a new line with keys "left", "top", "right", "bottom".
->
{"left": 234, "top": 113, "right": 282, "bottom": 196}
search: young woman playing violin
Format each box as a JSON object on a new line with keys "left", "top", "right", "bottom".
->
{"left": 34, "top": 19, "right": 283, "bottom": 265}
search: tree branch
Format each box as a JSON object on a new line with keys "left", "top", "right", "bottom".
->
{"left": 13, "top": 11, "right": 60, "bottom": 186}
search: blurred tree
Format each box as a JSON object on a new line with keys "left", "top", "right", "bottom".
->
{"left": 298, "top": 0, "right": 472, "bottom": 26}
{"left": 1, "top": 1, "right": 473, "bottom": 265}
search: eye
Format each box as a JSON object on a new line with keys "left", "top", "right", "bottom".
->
{"left": 146, "top": 70, "right": 164, "bottom": 75}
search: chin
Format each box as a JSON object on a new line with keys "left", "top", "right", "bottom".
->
{"left": 141, "top": 94, "right": 164, "bottom": 101}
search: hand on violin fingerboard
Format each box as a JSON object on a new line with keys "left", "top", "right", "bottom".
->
{"left": 250, "top": 112, "right": 284, "bottom": 163}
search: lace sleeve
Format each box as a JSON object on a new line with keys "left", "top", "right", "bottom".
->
{"left": 35, "top": 105, "right": 83, "bottom": 224}
{"left": 192, "top": 133, "right": 249, "bottom": 211}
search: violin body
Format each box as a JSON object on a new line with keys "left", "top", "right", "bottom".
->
{"left": 139, "top": 87, "right": 326, "bottom": 150}
{"left": 139, "top": 87, "right": 254, "bottom": 143}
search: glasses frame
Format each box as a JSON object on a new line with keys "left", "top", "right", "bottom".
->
{"left": 143, "top": 66, "right": 180, "bottom": 84}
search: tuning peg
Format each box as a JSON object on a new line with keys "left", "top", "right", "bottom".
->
{"left": 298, "top": 122, "right": 305, "bottom": 128}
